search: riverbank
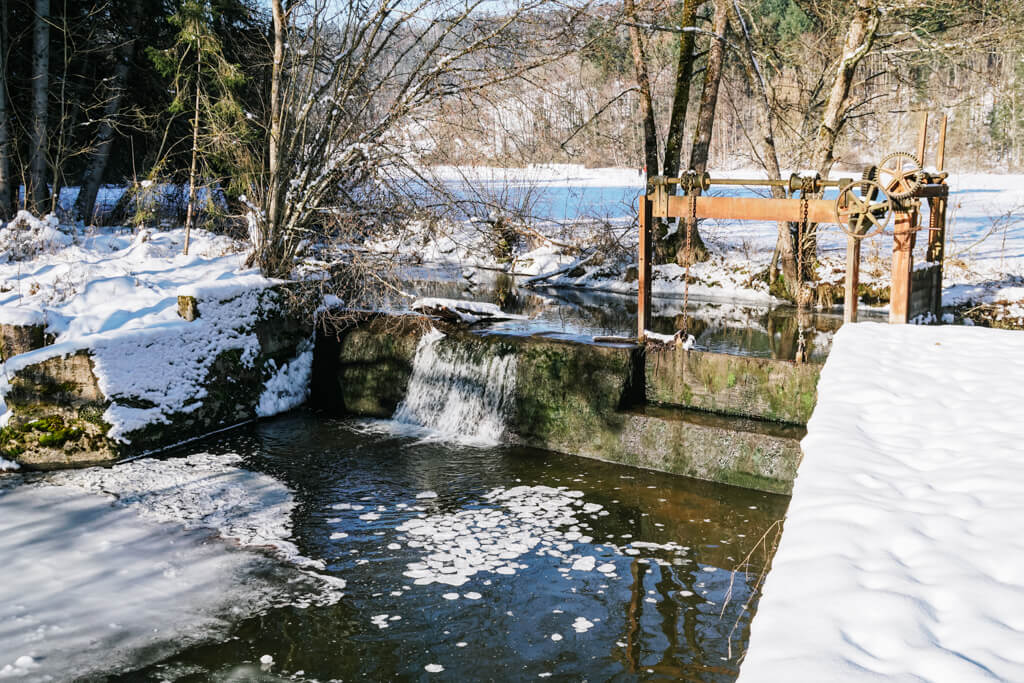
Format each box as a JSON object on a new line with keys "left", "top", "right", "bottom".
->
{"left": 739, "top": 322, "right": 1024, "bottom": 680}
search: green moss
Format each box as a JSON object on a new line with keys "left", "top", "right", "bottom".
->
{"left": 38, "top": 428, "right": 83, "bottom": 448}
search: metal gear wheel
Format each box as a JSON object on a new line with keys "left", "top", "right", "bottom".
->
{"left": 878, "top": 152, "right": 924, "bottom": 200}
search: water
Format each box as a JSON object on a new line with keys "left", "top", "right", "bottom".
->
{"left": 399, "top": 272, "right": 853, "bottom": 362}
{"left": 114, "top": 412, "right": 789, "bottom": 682}
{"left": 393, "top": 328, "right": 517, "bottom": 445}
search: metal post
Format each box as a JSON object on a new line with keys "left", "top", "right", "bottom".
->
{"left": 637, "top": 194, "right": 653, "bottom": 341}
{"left": 844, "top": 235, "right": 860, "bottom": 324}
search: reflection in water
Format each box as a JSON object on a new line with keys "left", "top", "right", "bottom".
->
{"left": 398, "top": 270, "right": 852, "bottom": 361}
{"left": 122, "top": 412, "right": 788, "bottom": 682}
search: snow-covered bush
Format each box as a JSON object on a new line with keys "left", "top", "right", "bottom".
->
{"left": 0, "top": 212, "right": 73, "bottom": 263}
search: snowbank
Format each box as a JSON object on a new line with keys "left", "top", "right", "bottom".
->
{"left": 740, "top": 322, "right": 1024, "bottom": 681}
{"left": 0, "top": 453, "right": 342, "bottom": 680}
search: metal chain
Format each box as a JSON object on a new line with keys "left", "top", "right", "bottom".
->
{"left": 796, "top": 184, "right": 810, "bottom": 362}
{"left": 682, "top": 189, "right": 696, "bottom": 336}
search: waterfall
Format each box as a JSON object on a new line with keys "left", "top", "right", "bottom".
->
{"left": 393, "top": 328, "right": 517, "bottom": 446}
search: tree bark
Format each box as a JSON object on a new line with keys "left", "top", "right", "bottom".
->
{"left": 812, "top": 0, "right": 880, "bottom": 177}
{"left": 0, "top": 0, "right": 11, "bottom": 218}
{"left": 74, "top": 0, "right": 141, "bottom": 225}
{"left": 728, "top": 1, "right": 800, "bottom": 298}
{"left": 259, "top": 0, "right": 286, "bottom": 276}
{"left": 624, "top": 0, "right": 658, "bottom": 178}
{"left": 29, "top": 0, "right": 50, "bottom": 213}
{"left": 662, "top": 0, "right": 699, "bottom": 179}
{"left": 689, "top": 0, "right": 728, "bottom": 175}
{"left": 183, "top": 48, "right": 201, "bottom": 256}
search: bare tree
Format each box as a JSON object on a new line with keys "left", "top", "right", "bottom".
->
{"left": 28, "top": 0, "right": 50, "bottom": 212}
{"left": 0, "top": 0, "right": 11, "bottom": 218}
{"left": 689, "top": 0, "right": 728, "bottom": 176}
{"left": 75, "top": 1, "right": 143, "bottom": 225}
{"left": 248, "top": 0, "right": 590, "bottom": 291}
{"left": 623, "top": 0, "right": 659, "bottom": 178}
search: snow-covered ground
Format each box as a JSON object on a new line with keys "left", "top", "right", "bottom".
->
{"left": 0, "top": 453, "right": 343, "bottom": 681}
{"left": 373, "top": 167, "right": 1024, "bottom": 310}
{"left": 0, "top": 221, "right": 315, "bottom": 436}
{"left": 739, "top": 322, "right": 1024, "bottom": 681}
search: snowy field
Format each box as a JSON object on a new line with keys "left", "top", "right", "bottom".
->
{"left": 739, "top": 322, "right": 1024, "bottom": 681}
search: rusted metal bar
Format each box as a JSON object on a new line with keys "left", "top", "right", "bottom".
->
{"left": 659, "top": 195, "right": 837, "bottom": 223}
{"left": 912, "top": 184, "right": 950, "bottom": 198}
{"left": 890, "top": 210, "right": 917, "bottom": 324}
{"left": 654, "top": 176, "right": 848, "bottom": 189}
{"left": 844, "top": 235, "right": 860, "bottom": 324}
{"left": 638, "top": 195, "right": 653, "bottom": 341}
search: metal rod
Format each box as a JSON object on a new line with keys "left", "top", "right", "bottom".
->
{"left": 656, "top": 176, "right": 848, "bottom": 189}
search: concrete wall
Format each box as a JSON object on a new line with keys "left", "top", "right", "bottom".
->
{"left": 315, "top": 314, "right": 805, "bottom": 494}
{"left": 645, "top": 346, "right": 820, "bottom": 425}
{"left": 1, "top": 286, "right": 311, "bottom": 469}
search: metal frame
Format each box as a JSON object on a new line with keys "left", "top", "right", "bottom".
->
{"left": 636, "top": 113, "right": 950, "bottom": 341}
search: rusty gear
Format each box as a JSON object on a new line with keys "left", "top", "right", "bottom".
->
{"left": 878, "top": 152, "right": 924, "bottom": 200}
{"left": 835, "top": 178, "right": 892, "bottom": 239}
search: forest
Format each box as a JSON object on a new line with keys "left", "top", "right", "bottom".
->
{"left": 0, "top": 0, "right": 1021, "bottom": 292}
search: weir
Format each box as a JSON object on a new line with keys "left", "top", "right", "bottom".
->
{"left": 393, "top": 328, "right": 517, "bottom": 445}
{"left": 312, "top": 312, "right": 811, "bottom": 495}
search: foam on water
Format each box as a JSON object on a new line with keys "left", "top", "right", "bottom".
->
{"left": 393, "top": 328, "right": 516, "bottom": 446}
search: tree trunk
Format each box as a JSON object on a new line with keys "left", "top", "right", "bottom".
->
{"left": 689, "top": 0, "right": 728, "bottom": 176}
{"left": 29, "top": 0, "right": 50, "bottom": 213}
{"left": 260, "top": 0, "right": 286, "bottom": 276}
{"left": 661, "top": 0, "right": 699, "bottom": 180}
{"left": 75, "top": 0, "right": 141, "bottom": 225}
{"left": 0, "top": 0, "right": 11, "bottom": 219}
{"left": 728, "top": 2, "right": 800, "bottom": 299}
{"left": 812, "top": 0, "right": 880, "bottom": 177}
{"left": 183, "top": 48, "right": 201, "bottom": 256}
{"left": 661, "top": 0, "right": 709, "bottom": 265}
{"left": 624, "top": 0, "right": 658, "bottom": 178}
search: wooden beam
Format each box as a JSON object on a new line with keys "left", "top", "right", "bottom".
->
{"left": 889, "top": 211, "right": 917, "bottom": 324}
{"left": 638, "top": 195, "right": 653, "bottom": 341}
{"left": 660, "top": 195, "right": 838, "bottom": 224}
{"left": 844, "top": 235, "right": 860, "bottom": 324}
{"left": 916, "top": 112, "right": 929, "bottom": 167}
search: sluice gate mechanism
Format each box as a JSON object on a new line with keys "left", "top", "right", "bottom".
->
{"left": 636, "top": 114, "right": 950, "bottom": 342}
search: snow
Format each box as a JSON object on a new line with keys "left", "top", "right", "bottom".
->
{"left": 0, "top": 224, "right": 314, "bottom": 438}
{"left": 256, "top": 338, "right": 314, "bottom": 417}
{"left": 0, "top": 453, "right": 342, "bottom": 681}
{"left": 740, "top": 322, "right": 1024, "bottom": 681}
{"left": 411, "top": 297, "right": 527, "bottom": 323}
{"left": 373, "top": 168, "right": 1024, "bottom": 312}
{"left": 0, "top": 457, "right": 19, "bottom": 471}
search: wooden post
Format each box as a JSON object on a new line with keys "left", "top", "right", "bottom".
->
{"left": 844, "top": 235, "right": 860, "bottom": 324}
{"left": 890, "top": 210, "right": 916, "bottom": 323}
{"left": 936, "top": 114, "right": 947, "bottom": 172}
{"left": 637, "top": 194, "right": 653, "bottom": 341}
{"left": 916, "top": 112, "right": 929, "bottom": 166}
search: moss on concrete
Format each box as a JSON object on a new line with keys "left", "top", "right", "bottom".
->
{"left": 645, "top": 347, "right": 820, "bottom": 425}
